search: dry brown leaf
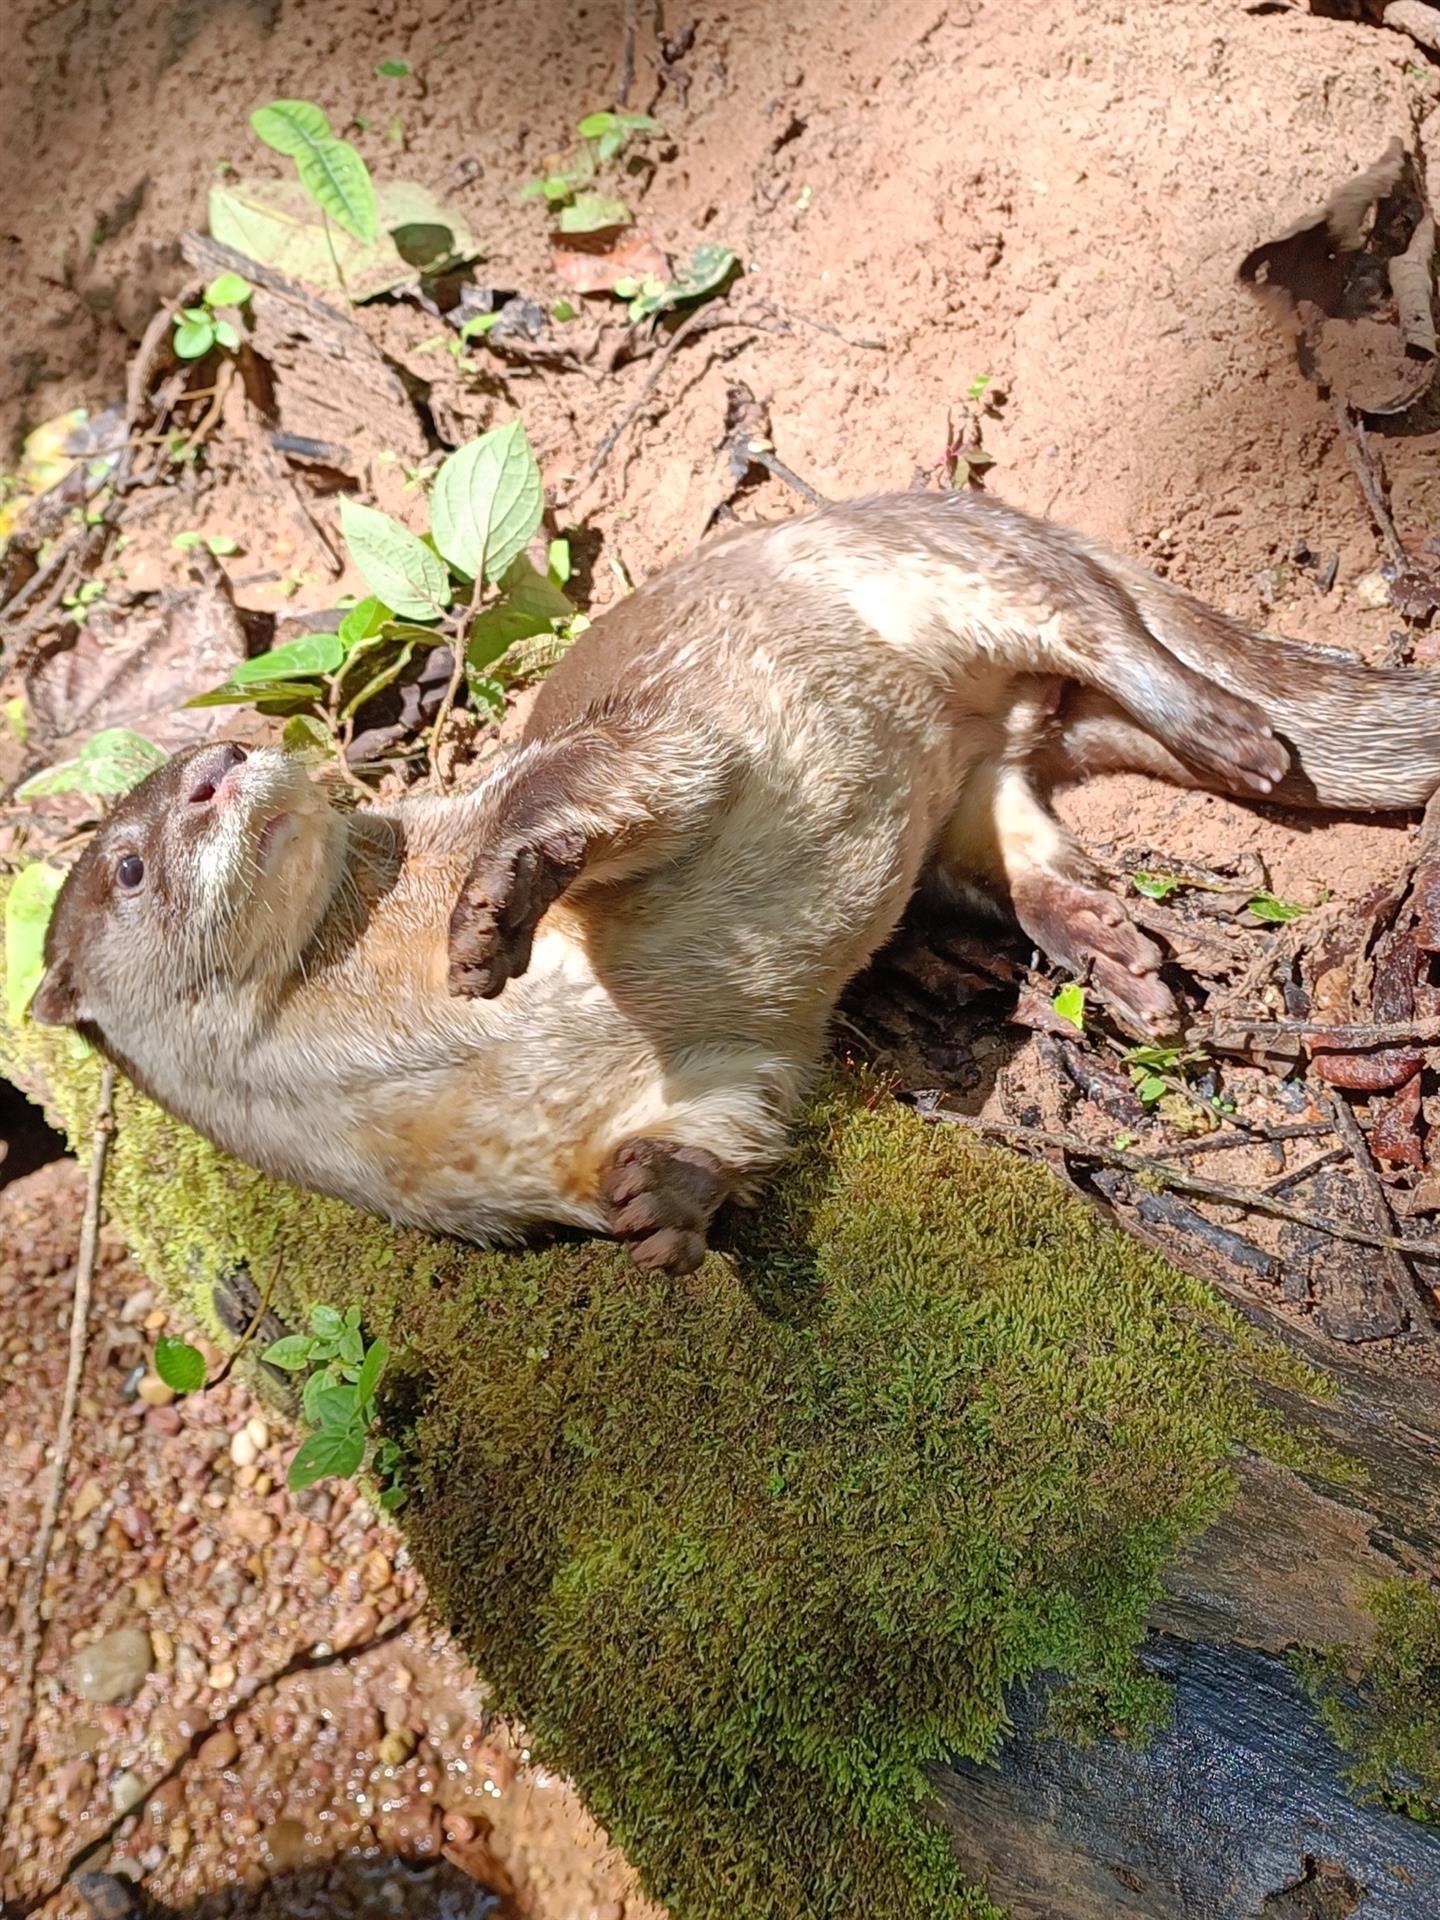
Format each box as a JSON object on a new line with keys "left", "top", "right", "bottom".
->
{"left": 551, "top": 230, "right": 669, "bottom": 295}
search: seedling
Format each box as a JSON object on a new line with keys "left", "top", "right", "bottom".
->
{"left": 251, "top": 100, "right": 377, "bottom": 246}
{"left": 1247, "top": 890, "right": 1321, "bottom": 924}
{"left": 188, "top": 420, "right": 581, "bottom": 745}
{"left": 614, "top": 243, "right": 739, "bottom": 324}
{"left": 1052, "top": 982, "right": 1086, "bottom": 1031}
{"left": 172, "top": 271, "right": 253, "bottom": 361}
{"left": 172, "top": 530, "right": 241, "bottom": 556}
{"left": 59, "top": 578, "right": 105, "bottom": 623}
{"left": 520, "top": 108, "right": 664, "bottom": 230}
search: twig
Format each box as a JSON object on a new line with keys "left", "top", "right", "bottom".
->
{"left": 755, "top": 297, "right": 885, "bottom": 352}
{"left": 202, "top": 1257, "right": 282, "bottom": 1391}
{"left": 1201, "top": 1015, "right": 1440, "bottom": 1048}
{"left": 0, "top": 1065, "right": 118, "bottom": 1840}
{"left": 747, "top": 446, "right": 829, "bottom": 506}
{"left": 618, "top": 0, "right": 638, "bottom": 105}
{"left": 580, "top": 302, "right": 723, "bottom": 491}
{"left": 429, "top": 555, "right": 491, "bottom": 791}
{"left": 1326, "top": 1088, "right": 1439, "bottom": 1343}
{"left": 1162, "top": 1121, "right": 1333, "bottom": 1160}
{"left": 1262, "top": 1145, "right": 1349, "bottom": 1195}
{"left": 1335, "top": 399, "right": 1406, "bottom": 566}
{"left": 929, "top": 1109, "right": 1440, "bottom": 1259}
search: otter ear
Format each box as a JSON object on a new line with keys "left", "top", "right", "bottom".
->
{"left": 29, "top": 964, "right": 83, "bottom": 1027}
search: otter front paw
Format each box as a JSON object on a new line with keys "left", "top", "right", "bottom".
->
{"left": 599, "top": 1137, "right": 727, "bottom": 1276}
{"left": 1010, "top": 869, "right": 1178, "bottom": 1039}
{"left": 448, "top": 827, "right": 586, "bottom": 998}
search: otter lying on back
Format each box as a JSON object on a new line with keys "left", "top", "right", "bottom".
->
{"left": 30, "top": 492, "right": 1440, "bottom": 1272}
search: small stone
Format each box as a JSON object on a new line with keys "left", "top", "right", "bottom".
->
{"left": 361, "top": 1548, "right": 392, "bottom": 1594}
{"left": 144, "top": 1406, "right": 181, "bottom": 1437}
{"left": 175, "top": 1643, "right": 206, "bottom": 1684}
{"left": 244, "top": 1416, "right": 269, "bottom": 1450}
{"left": 377, "top": 1727, "right": 417, "bottom": 1768}
{"left": 137, "top": 1376, "right": 175, "bottom": 1408}
{"left": 332, "top": 1604, "right": 378, "bottom": 1652}
{"left": 150, "top": 1629, "right": 174, "bottom": 1669}
{"left": 110, "top": 1769, "right": 147, "bottom": 1815}
{"left": 131, "top": 1575, "right": 164, "bottom": 1611}
{"left": 64, "top": 1628, "right": 153, "bottom": 1704}
{"left": 34, "top": 1808, "right": 62, "bottom": 1838}
{"left": 119, "top": 1288, "right": 156, "bottom": 1324}
{"left": 1355, "top": 569, "right": 1391, "bottom": 609}
{"left": 259, "top": 1816, "right": 308, "bottom": 1870}
{"left": 71, "top": 1479, "right": 105, "bottom": 1522}
{"left": 230, "top": 1430, "right": 257, "bottom": 1469}
{"left": 225, "top": 1502, "right": 277, "bottom": 1548}
{"left": 207, "top": 1660, "right": 237, "bottom": 1692}
{"left": 197, "top": 1728, "right": 239, "bottom": 1771}
{"left": 391, "top": 1665, "right": 414, "bottom": 1694}
{"left": 190, "top": 1536, "right": 215, "bottom": 1565}
{"left": 143, "top": 1308, "right": 167, "bottom": 1332}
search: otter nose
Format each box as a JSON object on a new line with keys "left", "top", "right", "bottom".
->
{"left": 186, "top": 742, "right": 248, "bottom": 806}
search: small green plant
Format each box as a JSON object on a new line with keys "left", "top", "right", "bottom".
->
{"left": 15, "top": 727, "right": 166, "bottom": 803}
{"left": 1132, "top": 869, "right": 1182, "bottom": 901}
{"left": 172, "top": 529, "right": 241, "bottom": 556}
{"left": 375, "top": 58, "right": 410, "bottom": 78}
{"left": 59, "top": 578, "right": 105, "bottom": 623}
{"left": 262, "top": 1305, "right": 398, "bottom": 1499}
{"left": 1052, "top": 982, "right": 1086, "bottom": 1032}
{"left": 1247, "top": 890, "right": 1319, "bottom": 924}
{"left": 154, "top": 1336, "right": 206, "bottom": 1394}
{"left": 614, "top": 243, "right": 739, "bottom": 324}
{"left": 251, "top": 100, "right": 377, "bottom": 245}
{"left": 189, "top": 420, "right": 581, "bottom": 743}
{"left": 520, "top": 108, "right": 663, "bottom": 232}
{"left": 172, "top": 271, "right": 253, "bottom": 361}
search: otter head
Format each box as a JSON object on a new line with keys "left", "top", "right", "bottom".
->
{"left": 30, "top": 741, "right": 344, "bottom": 1046}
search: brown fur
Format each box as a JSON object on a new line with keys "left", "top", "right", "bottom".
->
{"left": 30, "top": 492, "right": 1440, "bottom": 1270}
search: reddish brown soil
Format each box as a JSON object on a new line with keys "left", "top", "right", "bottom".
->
{"left": 4, "top": 0, "right": 1440, "bottom": 1911}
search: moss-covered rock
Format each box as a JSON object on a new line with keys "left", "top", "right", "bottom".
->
{"left": 2, "top": 998, "right": 1328, "bottom": 1919}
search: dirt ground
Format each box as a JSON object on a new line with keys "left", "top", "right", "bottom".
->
{"left": 5, "top": 0, "right": 1440, "bottom": 1911}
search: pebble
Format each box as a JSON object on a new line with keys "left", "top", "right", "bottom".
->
{"left": 119, "top": 1288, "right": 156, "bottom": 1324}
{"left": 377, "top": 1727, "right": 418, "bottom": 1768}
{"left": 131, "top": 1574, "right": 164, "bottom": 1611}
{"left": 137, "top": 1376, "right": 175, "bottom": 1408}
{"left": 110, "top": 1770, "right": 147, "bottom": 1815}
{"left": 144, "top": 1406, "right": 182, "bottom": 1437}
{"left": 361, "top": 1548, "right": 392, "bottom": 1593}
{"left": 332, "top": 1604, "right": 378, "bottom": 1651}
{"left": 225, "top": 1502, "right": 277, "bottom": 1548}
{"left": 244, "top": 1415, "right": 269, "bottom": 1450}
{"left": 197, "top": 1728, "right": 239, "bottom": 1771}
{"left": 150, "top": 1629, "right": 174, "bottom": 1669}
{"left": 230, "top": 1430, "right": 258, "bottom": 1469}
{"left": 64, "top": 1627, "right": 154, "bottom": 1704}
{"left": 207, "top": 1660, "right": 237, "bottom": 1691}
{"left": 71, "top": 1479, "right": 105, "bottom": 1522}
{"left": 259, "top": 1815, "right": 308, "bottom": 1870}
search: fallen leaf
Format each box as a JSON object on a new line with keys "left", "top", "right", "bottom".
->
{"left": 22, "top": 579, "right": 249, "bottom": 767}
{"left": 551, "top": 230, "right": 669, "bottom": 295}
{"left": 208, "top": 177, "right": 477, "bottom": 303}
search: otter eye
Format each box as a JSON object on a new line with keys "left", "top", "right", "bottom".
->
{"left": 115, "top": 853, "right": 145, "bottom": 891}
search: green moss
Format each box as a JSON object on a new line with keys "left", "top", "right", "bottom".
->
{"left": 1, "top": 991, "right": 1336, "bottom": 1920}
{"left": 1293, "top": 1579, "right": 1440, "bottom": 1824}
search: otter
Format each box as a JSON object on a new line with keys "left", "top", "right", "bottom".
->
{"left": 28, "top": 491, "right": 1440, "bottom": 1273}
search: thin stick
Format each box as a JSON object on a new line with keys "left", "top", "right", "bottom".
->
{"left": 581, "top": 301, "right": 718, "bottom": 491}
{"left": 1202, "top": 1015, "right": 1440, "bottom": 1048}
{"left": 203, "top": 1257, "right": 283, "bottom": 1391}
{"left": 1326, "top": 1089, "right": 1439, "bottom": 1344}
{"left": 0, "top": 1065, "right": 118, "bottom": 1838}
{"left": 618, "top": 0, "right": 638, "bottom": 106}
{"left": 930, "top": 1109, "right": 1440, "bottom": 1259}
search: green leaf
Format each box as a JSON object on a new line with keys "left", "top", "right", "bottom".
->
{"left": 1132, "top": 870, "right": 1180, "bottom": 901}
{"left": 558, "top": 192, "right": 632, "bottom": 234}
{"left": 354, "top": 1336, "right": 390, "bottom": 1411}
{"left": 209, "top": 178, "right": 477, "bottom": 303}
{"left": 339, "top": 498, "right": 451, "bottom": 619}
{"left": 551, "top": 299, "right": 578, "bottom": 324}
{"left": 154, "top": 1337, "right": 206, "bottom": 1394}
{"left": 1135, "top": 1073, "right": 1168, "bottom": 1105}
{"left": 311, "top": 1383, "right": 360, "bottom": 1429}
{"left": 311, "top": 1304, "right": 344, "bottom": 1337}
{"left": 1247, "top": 892, "right": 1309, "bottom": 924}
{"left": 294, "top": 137, "right": 378, "bottom": 245}
{"left": 213, "top": 318, "right": 241, "bottom": 352}
{"left": 339, "top": 499, "right": 449, "bottom": 618}
{"left": 16, "top": 728, "right": 167, "bottom": 801}
{"left": 287, "top": 1424, "right": 366, "bottom": 1490}
{"left": 282, "top": 714, "right": 333, "bottom": 757}
{"left": 338, "top": 1322, "right": 365, "bottom": 1367}
{"left": 205, "top": 271, "right": 252, "bottom": 307}
{"left": 185, "top": 679, "right": 325, "bottom": 713}
{"left": 595, "top": 127, "right": 624, "bottom": 163}
{"left": 378, "top": 1484, "right": 407, "bottom": 1512}
{"left": 669, "top": 242, "right": 738, "bottom": 304}
{"left": 338, "top": 595, "right": 391, "bottom": 651}
{"left": 5, "top": 863, "right": 67, "bottom": 1024}
{"left": 547, "top": 537, "right": 571, "bottom": 588}
{"left": 231, "top": 633, "right": 346, "bottom": 686}
{"left": 251, "top": 99, "right": 334, "bottom": 156}
{"left": 261, "top": 1333, "right": 315, "bottom": 1371}
{"left": 577, "top": 110, "right": 661, "bottom": 139}
{"left": 466, "top": 555, "right": 574, "bottom": 674}
{"left": 172, "top": 531, "right": 240, "bottom": 555}
{"left": 430, "top": 422, "right": 544, "bottom": 584}
{"left": 1052, "top": 982, "right": 1086, "bottom": 1032}
{"left": 173, "top": 317, "right": 215, "bottom": 359}
{"left": 376, "top": 58, "right": 410, "bottom": 77}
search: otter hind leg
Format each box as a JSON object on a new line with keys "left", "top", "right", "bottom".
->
{"left": 928, "top": 744, "right": 1177, "bottom": 1038}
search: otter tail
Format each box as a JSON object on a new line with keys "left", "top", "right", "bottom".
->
{"left": 1049, "top": 560, "right": 1440, "bottom": 813}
